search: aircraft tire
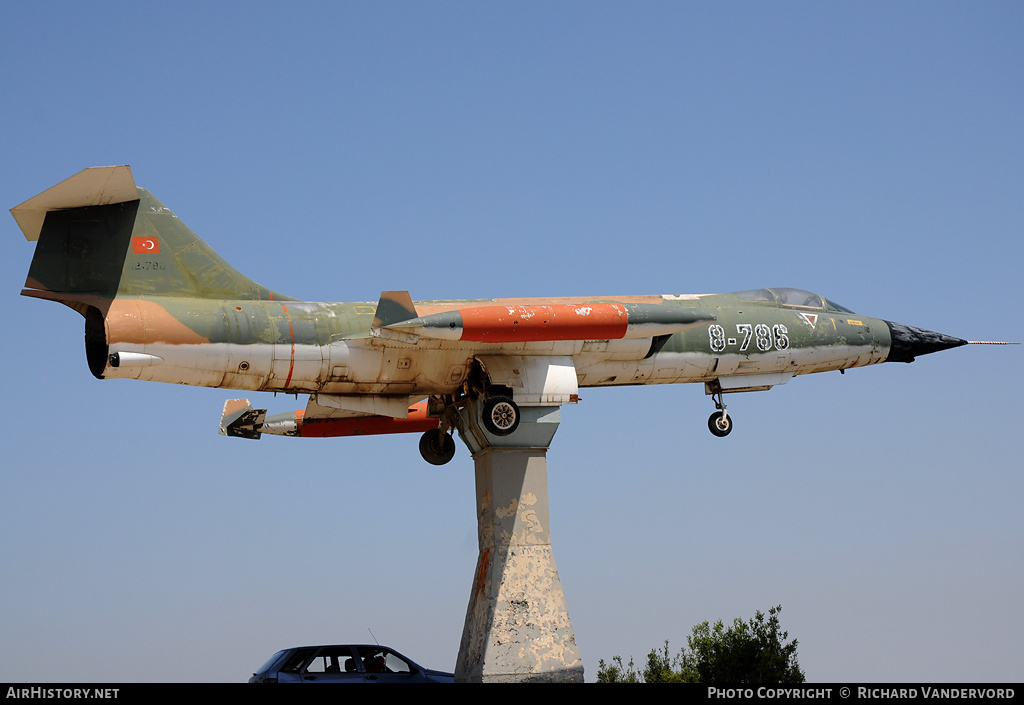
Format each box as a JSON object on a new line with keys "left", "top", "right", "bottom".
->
{"left": 419, "top": 429, "right": 456, "bottom": 465}
{"left": 482, "top": 396, "right": 520, "bottom": 436}
{"left": 708, "top": 411, "right": 733, "bottom": 437}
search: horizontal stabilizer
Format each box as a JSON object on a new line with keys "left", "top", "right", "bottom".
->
{"left": 219, "top": 399, "right": 266, "bottom": 440}
{"left": 11, "top": 166, "right": 138, "bottom": 242}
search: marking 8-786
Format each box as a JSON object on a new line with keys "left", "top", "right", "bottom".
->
{"left": 709, "top": 323, "right": 789, "bottom": 353}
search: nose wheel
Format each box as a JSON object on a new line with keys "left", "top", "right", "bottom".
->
{"left": 708, "top": 410, "right": 733, "bottom": 437}
{"left": 706, "top": 384, "right": 733, "bottom": 437}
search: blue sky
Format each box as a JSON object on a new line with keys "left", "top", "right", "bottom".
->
{"left": 1, "top": 2, "right": 1021, "bottom": 682}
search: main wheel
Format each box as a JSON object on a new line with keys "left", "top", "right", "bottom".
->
{"left": 419, "top": 428, "right": 456, "bottom": 465}
{"left": 708, "top": 410, "right": 733, "bottom": 437}
{"left": 482, "top": 396, "right": 520, "bottom": 436}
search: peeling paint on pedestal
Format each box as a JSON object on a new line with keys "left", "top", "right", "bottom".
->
{"left": 454, "top": 406, "right": 584, "bottom": 683}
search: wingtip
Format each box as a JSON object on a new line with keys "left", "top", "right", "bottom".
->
{"left": 220, "top": 398, "right": 266, "bottom": 439}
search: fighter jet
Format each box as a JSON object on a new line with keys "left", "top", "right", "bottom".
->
{"left": 12, "top": 166, "right": 1008, "bottom": 465}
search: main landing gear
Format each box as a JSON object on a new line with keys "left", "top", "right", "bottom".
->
{"left": 418, "top": 396, "right": 460, "bottom": 465}
{"left": 418, "top": 394, "right": 460, "bottom": 466}
{"left": 417, "top": 394, "right": 522, "bottom": 464}
{"left": 417, "top": 361, "right": 524, "bottom": 465}
{"left": 707, "top": 384, "right": 733, "bottom": 437}
{"left": 463, "top": 360, "right": 520, "bottom": 438}
{"left": 419, "top": 427, "right": 456, "bottom": 465}
{"left": 482, "top": 396, "right": 520, "bottom": 436}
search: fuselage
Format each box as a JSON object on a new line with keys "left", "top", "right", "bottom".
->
{"left": 97, "top": 288, "right": 891, "bottom": 396}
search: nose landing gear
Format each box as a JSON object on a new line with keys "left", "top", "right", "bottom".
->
{"left": 706, "top": 384, "right": 733, "bottom": 437}
{"left": 708, "top": 409, "right": 732, "bottom": 437}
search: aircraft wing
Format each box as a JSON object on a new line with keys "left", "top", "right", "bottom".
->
{"left": 220, "top": 396, "right": 435, "bottom": 439}
{"left": 308, "top": 394, "right": 425, "bottom": 419}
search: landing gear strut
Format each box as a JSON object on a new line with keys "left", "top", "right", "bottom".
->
{"left": 417, "top": 361, "right": 525, "bottom": 464}
{"left": 706, "top": 384, "right": 733, "bottom": 437}
{"left": 418, "top": 395, "right": 461, "bottom": 465}
{"left": 465, "top": 359, "right": 521, "bottom": 437}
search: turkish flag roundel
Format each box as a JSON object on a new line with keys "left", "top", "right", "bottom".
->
{"left": 131, "top": 236, "right": 160, "bottom": 254}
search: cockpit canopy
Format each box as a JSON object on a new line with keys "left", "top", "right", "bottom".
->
{"left": 733, "top": 288, "right": 854, "bottom": 313}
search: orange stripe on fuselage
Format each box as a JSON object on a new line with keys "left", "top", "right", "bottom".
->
{"left": 460, "top": 303, "right": 629, "bottom": 343}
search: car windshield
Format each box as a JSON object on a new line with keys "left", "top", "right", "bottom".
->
{"left": 279, "top": 647, "right": 317, "bottom": 674}
{"left": 255, "top": 650, "right": 287, "bottom": 675}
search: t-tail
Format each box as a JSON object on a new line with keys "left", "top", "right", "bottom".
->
{"left": 13, "top": 166, "right": 290, "bottom": 303}
{"left": 12, "top": 166, "right": 293, "bottom": 379}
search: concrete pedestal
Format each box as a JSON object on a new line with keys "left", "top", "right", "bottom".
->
{"left": 454, "top": 403, "right": 584, "bottom": 683}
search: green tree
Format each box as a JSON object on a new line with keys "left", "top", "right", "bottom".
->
{"left": 595, "top": 655, "right": 641, "bottom": 683}
{"left": 679, "top": 605, "right": 804, "bottom": 683}
{"left": 596, "top": 605, "right": 805, "bottom": 683}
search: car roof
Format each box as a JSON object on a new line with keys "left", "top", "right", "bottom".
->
{"left": 286, "top": 644, "right": 396, "bottom": 650}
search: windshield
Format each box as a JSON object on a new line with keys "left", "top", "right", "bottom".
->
{"left": 824, "top": 298, "right": 855, "bottom": 313}
{"left": 734, "top": 288, "right": 822, "bottom": 308}
{"left": 737, "top": 286, "right": 856, "bottom": 313}
{"left": 773, "top": 288, "right": 824, "bottom": 309}
{"left": 733, "top": 289, "right": 776, "bottom": 303}
{"left": 733, "top": 288, "right": 857, "bottom": 313}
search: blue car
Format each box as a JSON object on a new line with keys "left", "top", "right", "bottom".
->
{"left": 249, "top": 644, "right": 454, "bottom": 683}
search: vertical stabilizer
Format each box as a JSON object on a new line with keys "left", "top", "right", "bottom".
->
{"left": 14, "top": 166, "right": 292, "bottom": 303}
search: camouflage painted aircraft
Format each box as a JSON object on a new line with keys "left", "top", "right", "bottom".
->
{"left": 13, "top": 166, "right": 1008, "bottom": 465}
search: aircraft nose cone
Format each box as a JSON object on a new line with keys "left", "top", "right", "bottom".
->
{"left": 884, "top": 320, "right": 967, "bottom": 363}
